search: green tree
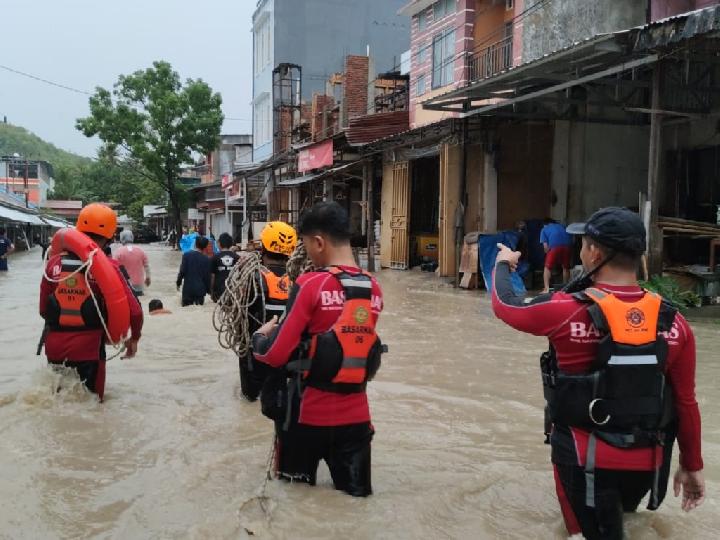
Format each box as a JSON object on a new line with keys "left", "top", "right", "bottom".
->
{"left": 50, "top": 165, "right": 93, "bottom": 201}
{"left": 76, "top": 61, "right": 223, "bottom": 243}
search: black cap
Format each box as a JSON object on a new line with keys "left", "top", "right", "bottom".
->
{"left": 566, "top": 207, "right": 646, "bottom": 255}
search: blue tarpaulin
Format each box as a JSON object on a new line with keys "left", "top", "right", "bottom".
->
{"left": 479, "top": 231, "right": 527, "bottom": 295}
{"left": 179, "top": 232, "right": 218, "bottom": 254}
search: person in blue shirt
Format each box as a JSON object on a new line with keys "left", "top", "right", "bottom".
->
{"left": 0, "top": 227, "right": 15, "bottom": 272}
{"left": 540, "top": 218, "right": 573, "bottom": 292}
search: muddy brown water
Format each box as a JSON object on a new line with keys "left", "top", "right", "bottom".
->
{"left": 0, "top": 245, "right": 718, "bottom": 539}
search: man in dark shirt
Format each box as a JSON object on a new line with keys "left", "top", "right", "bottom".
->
{"left": 0, "top": 227, "right": 15, "bottom": 271}
{"left": 210, "top": 233, "right": 240, "bottom": 302}
{"left": 176, "top": 236, "right": 211, "bottom": 306}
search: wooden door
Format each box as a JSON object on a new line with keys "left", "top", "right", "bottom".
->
{"left": 390, "top": 162, "right": 410, "bottom": 269}
{"left": 497, "top": 123, "right": 553, "bottom": 229}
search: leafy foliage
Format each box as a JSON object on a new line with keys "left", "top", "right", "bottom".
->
{"left": 0, "top": 123, "right": 90, "bottom": 170}
{"left": 76, "top": 61, "right": 223, "bottom": 241}
{"left": 640, "top": 275, "right": 701, "bottom": 310}
{"left": 53, "top": 159, "right": 165, "bottom": 223}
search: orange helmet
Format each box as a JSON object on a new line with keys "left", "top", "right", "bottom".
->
{"left": 260, "top": 221, "right": 297, "bottom": 257}
{"left": 76, "top": 203, "right": 117, "bottom": 240}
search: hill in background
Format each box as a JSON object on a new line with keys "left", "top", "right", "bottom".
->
{"left": 0, "top": 122, "right": 91, "bottom": 171}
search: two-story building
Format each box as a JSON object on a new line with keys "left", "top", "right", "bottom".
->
{"left": 0, "top": 157, "right": 54, "bottom": 207}
{"left": 375, "top": 0, "right": 720, "bottom": 286}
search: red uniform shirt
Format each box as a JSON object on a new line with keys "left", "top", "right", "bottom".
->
{"left": 492, "top": 263, "right": 702, "bottom": 472}
{"left": 254, "top": 266, "right": 383, "bottom": 426}
{"left": 40, "top": 253, "right": 143, "bottom": 362}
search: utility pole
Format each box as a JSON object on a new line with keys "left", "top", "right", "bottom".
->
{"left": 366, "top": 159, "right": 376, "bottom": 272}
{"left": 647, "top": 62, "right": 664, "bottom": 276}
{"left": 24, "top": 159, "right": 29, "bottom": 208}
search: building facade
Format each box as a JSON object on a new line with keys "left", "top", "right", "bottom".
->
{"left": 251, "top": 0, "right": 410, "bottom": 162}
{"left": 378, "top": 0, "right": 720, "bottom": 282}
{"left": 0, "top": 157, "right": 54, "bottom": 207}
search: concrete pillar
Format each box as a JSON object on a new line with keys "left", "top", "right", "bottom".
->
{"left": 551, "top": 120, "right": 570, "bottom": 222}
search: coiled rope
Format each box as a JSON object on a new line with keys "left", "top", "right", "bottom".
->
{"left": 213, "top": 251, "right": 266, "bottom": 356}
{"left": 286, "top": 242, "right": 314, "bottom": 284}
{"left": 213, "top": 244, "right": 313, "bottom": 357}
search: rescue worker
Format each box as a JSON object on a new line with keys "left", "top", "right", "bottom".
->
{"left": 492, "top": 207, "right": 704, "bottom": 539}
{"left": 39, "top": 203, "right": 144, "bottom": 401}
{"left": 253, "top": 202, "right": 384, "bottom": 497}
{"left": 239, "top": 221, "right": 297, "bottom": 401}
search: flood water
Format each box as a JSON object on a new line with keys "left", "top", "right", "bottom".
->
{"left": 1, "top": 244, "right": 718, "bottom": 539}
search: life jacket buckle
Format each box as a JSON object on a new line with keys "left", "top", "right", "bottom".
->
{"left": 589, "top": 398, "right": 611, "bottom": 426}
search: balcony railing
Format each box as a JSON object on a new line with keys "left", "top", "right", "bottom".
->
{"left": 468, "top": 35, "right": 513, "bottom": 82}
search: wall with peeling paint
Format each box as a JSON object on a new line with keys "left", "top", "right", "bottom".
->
{"left": 521, "top": 0, "right": 647, "bottom": 64}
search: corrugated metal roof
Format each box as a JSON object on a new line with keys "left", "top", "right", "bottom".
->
{"left": 634, "top": 5, "right": 720, "bottom": 50}
{"left": 277, "top": 160, "right": 366, "bottom": 188}
{"left": 0, "top": 203, "right": 45, "bottom": 225}
{"left": 346, "top": 111, "right": 410, "bottom": 146}
{"left": 43, "top": 200, "right": 83, "bottom": 210}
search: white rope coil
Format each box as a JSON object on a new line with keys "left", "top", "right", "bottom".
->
{"left": 213, "top": 251, "right": 266, "bottom": 357}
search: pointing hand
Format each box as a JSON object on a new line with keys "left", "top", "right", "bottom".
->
{"left": 495, "top": 243, "right": 521, "bottom": 271}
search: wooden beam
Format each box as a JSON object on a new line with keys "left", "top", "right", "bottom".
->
{"left": 625, "top": 107, "right": 708, "bottom": 118}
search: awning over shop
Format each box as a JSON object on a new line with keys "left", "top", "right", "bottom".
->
{"left": 276, "top": 161, "right": 367, "bottom": 188}
{"left": 41, "top": 217, "right": 70, "bottom": 228}
{"left": 423, "top": 34, "right": 656, "bottom": 114}
{"left": 277, "top": 173, "right": 320, "bottom": 187}
{"left": 423, "top": 5, "right": 720, "bottom": 116}
{"left": 0, "top": 204, "right": 46, "bottom": 225}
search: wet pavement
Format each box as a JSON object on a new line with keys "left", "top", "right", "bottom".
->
{"left": 0, "top": 244, "right": 718, "bottom": 539}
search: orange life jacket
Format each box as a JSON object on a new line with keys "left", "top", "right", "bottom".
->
{"left": 541, "top": 287, "right": 676, "bottom": 510}
{"left": 261, "top": 269, "right": 290, "bottom": 320}
{"left": 297, "top": 267, "right": 383, "bottom": 394}
{"left": 47, "top": 256, "right": 103, "bottom": 330}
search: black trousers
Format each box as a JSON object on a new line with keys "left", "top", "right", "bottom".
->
{"left": 554, "top": 463, "right": 655, "bottom": 540}
{"left": 272, "top": 380, "right": 373, "bottom": 497}
{"left": 182, "top": 296, "right": 205, "bottom": 306}
{"left": 239, "top": 353, "right": 268, "bottom": 402}
{"left": 275, "top": 420, "right": 374, "bottom": 497}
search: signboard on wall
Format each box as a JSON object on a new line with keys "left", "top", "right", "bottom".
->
{"left": 298, "top": 139, "right": 333, "bottom": 173}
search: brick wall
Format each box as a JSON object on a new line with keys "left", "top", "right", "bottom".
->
{"left": 342, "top": 55, "right": 369, "bottom": 125}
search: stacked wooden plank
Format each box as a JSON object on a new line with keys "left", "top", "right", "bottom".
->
{"left": 658, "top": 216, "right": 720, "bottom": 237}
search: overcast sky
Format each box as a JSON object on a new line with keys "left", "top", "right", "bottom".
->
{"left": 1, "top": 0, "right": 254, "bottom": 157}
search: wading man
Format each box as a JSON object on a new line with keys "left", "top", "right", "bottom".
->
{"left": 252, "top": 202, "right": 384, "bottom": 497}
{"left": 39, "top": 204, "right": 144, "bottom": 401}
{"left": 114, "top": 230, "right": 151, "bottom": 296}
{"left": 177, "top": 236, "right": 211, "bottom": 306}
{"left": 492, "top": 207, "right": 704, "bottom": 539}
{"left": 0, "top": 227, "right": 15, "bottom": 272}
